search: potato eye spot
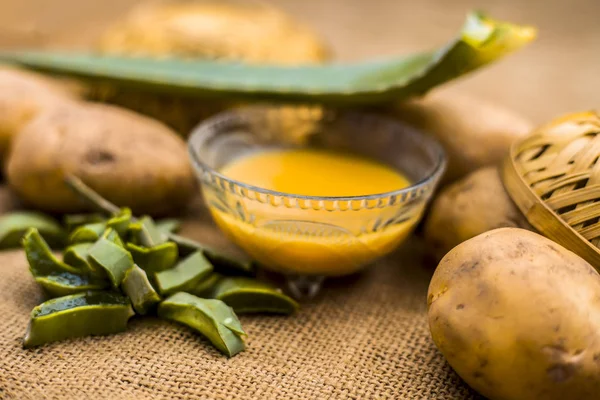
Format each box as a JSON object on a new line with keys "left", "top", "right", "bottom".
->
{"left": 86, "top": 150, "right": 115, "bottom": 165}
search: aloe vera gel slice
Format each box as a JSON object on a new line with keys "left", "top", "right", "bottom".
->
{"left": 158, "top": 292, "right": 245, "bottom": 357}
{"left": 0, "top": 212, "right": 65, "bottom": 249}
{"left": 35, "top": 273, "right": 108, "bottom": 298}
{"left": 23, "top": 291, "right": 134, "bottom": 348}
{"left": 69, "top": 222, "right": 106, "bottom": 244}
{"left": 88, "top": 236, "right": 134, "bottom": 288}
{"left": 126, "top": 242, "right": 178, "bottom": 274}
{"left": 23, "top": 229, "right": 80, "bottom": 276}
{"left": 121, "top": 265, "right": 161, "bottom": 315}
{"left": 213, "top": 277, "right": 298, "bottom": 315}
{"left": 155, "top": 251, "right": 213, "bottom": 295}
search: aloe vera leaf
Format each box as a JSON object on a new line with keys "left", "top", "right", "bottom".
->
{"left": 188, "top": 273, "right": 223, "bottom": 298}
{"left": 154, "top": 251, "right": 213, "bottom": 296}
{"left": 158, "top": 292, "right": 245, "bottom": 357}
{"left": 121, "top": 264, "right": 161, "bottom": 315}
{"left": 88, "top": 237, "right": 134, "bottom": 288}
{"left": 156, "top": 219, "right": 181, "bottom": 235}
{"left": 23, "top": 291, "right": 134, "bottom": 348}
{"left": 212, "top": 277, "right": 298, "bottom": 315}
{"left": 63, "top": 242, "right": 106, "bottom": 278}
{"left": 0, "top": 212, "right": 66, "bottom": 249}
{"left": 169, "top": 234, "right": 255, "bottom": 277}
{"left": 69, "top": 222, "right": 107, "bottom": 244}
{"left": 129, "top": 216, "right": 167, "bottom": 247}
{"left": 106, "top": 208, "right": 132, "bottom": 238}
{"left": 63, "top": 213, "right": 105, "bottom": 233}
{"left": 23, "top": 229, "right": 80, "bottom": 276}
{"left": 64, "top": 175, "right": 120, "bottom": 215}
{"left": 0, "top": 13, "right": 535, "bottom": 104}
{"left": 102, "top": 227, "right": 125, "bottom": 247}
{"left": 35, "top": 273, "right": 108, "bottom": 298}
{"left": 126, "top": 242, "right": 178, "bottom": 274}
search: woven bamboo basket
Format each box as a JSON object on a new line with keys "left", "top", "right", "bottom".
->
{"left": 502, "top": 110, "right": 600, "bottom": 269}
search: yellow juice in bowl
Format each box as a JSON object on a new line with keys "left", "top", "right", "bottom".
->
{"left": 206, "top": 149, "right": 419, "bottom": 276}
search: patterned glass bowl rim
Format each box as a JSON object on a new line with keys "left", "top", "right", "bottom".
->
{"left": 188, "top": 106, "right": 447, "bottom": 203}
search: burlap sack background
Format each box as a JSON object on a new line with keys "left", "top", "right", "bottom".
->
{"left": 1, "top": 0, "right": 597, "bottom": 398}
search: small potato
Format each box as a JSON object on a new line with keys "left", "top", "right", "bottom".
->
{"left": 7, "top": 103, "right": 195, "bottom": 215}
{"left": 93, "top": 1, "right": 331, "bottom": 134}
{"left": 428, "top": 228, "right": 600, "bottom": 400}
{"left": 0, "top": 66, "right": 81, "bottom": 160}
{"left": 392, "top": 91, "right": 532, "bottom": 183}
{"left": 424, "top": 167, "right": 531, "bottom": 260}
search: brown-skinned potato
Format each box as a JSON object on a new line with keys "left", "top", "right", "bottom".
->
{"left": 391, "top": 91, "right": 532, "bottom": 183}
{"left": 424, "top": 166, "right": 531, "bottom": 261}
{"left": 6, "top": 102, "right": 196, "bottom": 215}
{"left": 0, "top": 66, "right": 81, "bottom": 161}
{"left": 428, "top": 228, "right": 600, "bottom": 400}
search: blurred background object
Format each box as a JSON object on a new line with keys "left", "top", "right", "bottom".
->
{"left": 0, "top": 0, "right": 597, "bottom": 123}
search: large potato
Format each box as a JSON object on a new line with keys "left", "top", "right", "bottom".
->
{"left": 7, "top": 102, "right": 195, "bottom": 215}
{"left": 424, "top": 167, "right": 531, "bottom": 260}
{"left": 0, "top": 66, "right": 81, "bottom": 161}
{"left": 428, "top": 228, "right": 600, "bottom": 400}
{"left": 392, "top": 91, "right": 532, "bottom": 183}
{"left": 92, "top": 0, "right": 330, "bottom": 134}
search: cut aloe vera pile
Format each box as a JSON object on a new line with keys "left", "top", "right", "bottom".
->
{"left": 13, "top": 180, "right": 298, "bottom": 356}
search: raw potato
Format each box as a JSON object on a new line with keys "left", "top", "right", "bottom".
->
{"left": 392, "top": 91, "right": 532, "bottom": 183}
{"left": 92, "top": 0, "right": 331, "bottom": 134}
{"left": 0, "top": 66, "right": 81, "bottom": 161}
{"left": 7, "top": 102, "right": 196, "bottom": 215}
{"left": 98, "top": 0, "right": 330, "bottom": 64}
{"left": 428, "top": 228, "right": 600, "bottom": 400}
{"left": 424, "top": 167, "right": 531, "bottom": 260}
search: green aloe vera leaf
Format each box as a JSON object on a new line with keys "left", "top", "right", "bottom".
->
{"left": 62, "top": 243, "right": 106, "bottom": 278}
{"left": 69, "top": 222, "right": 107, "bottom": 244}
{"left": 121, "top": 264, "right": 161, "bottom": 315}
{"left": 23, "top": 229, "right": 81, "bottom": 276}
{"left": 23, "top": 291, "right": 134, "bottom": 348}
{"left": 156, "top": 219, "right": 181, "bottom": 235}
{"left": 158, "top": 292, "right": 245, "bottom": 357}
{"left": 169, "top": 234, "right": 255, "bottom": 277}
{"left": 126, "top": 242, "right": 178, "bottom": 274}
{"left": 88, "top": 237, "right": 134, "bottom": 288}
{"left": 0, "top": 212, "right": 66, "bottom": 249}
{"left": 106, "top": 208, "right": 132, "bottom": 238}
{"left": 35, "top": 272, "right": 108, "bottom": 298}
{"left": 63, "top": 213, "right": 105, "bottom": 233}
{"left": 129, "top": 216, "right": 167, "bottom": 247}
{"left": 189, "top": 273, "right": 223, "bottom": 298}
{"left": 0, "top": 13, "right": 535, "bottom": 104}
{"left": 212, "top": 277, "right": 298, "bottom": 315}
{"left": 155, "top": 251, "right": 213, "bottom": 296}
{"left": 102, "top": 227, "right": 124, "bottom": 247}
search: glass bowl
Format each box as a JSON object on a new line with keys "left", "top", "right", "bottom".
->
{"left": 188, "top": 106, "right": 446, "bottom": 297}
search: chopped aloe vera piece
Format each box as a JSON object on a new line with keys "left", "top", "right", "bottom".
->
{"left": 88, "top": 237, "right": 134, "bottom": 288}
{"left": 0, "top": 212, "right": 65, "bottom": 249}
{"left": 158, "top": 292, "right": 245, "bottom": 357}
{"left": 23, "top": 291, "right": 134, "bottom": 348}
{"left": 106, "top": 208, "right": 132, "bottom": 238}
{"left": 212, "top": 277, "right": 298, "bottom": 315}
{"left": 126, "top": 242, "right": 178, "bottom": 274}
{"left": 63, "top": 243, "right": 104, "bottom": 278}
{"left": 169, "top": 234, "right": 255, "bottom": 277}
{"left": 155, "top": 251, "right": 213, "bottom": 296}
{"left": 122, "top": 264, "right": 161, "bottom": 315}
{"left": 35, "top": 272, "right": 108, "bottom": 298}
{"left": 102, "top": 228, "right": 124, "bottom": 247}
{"left": 69, "top": 222, "right": 106, "bottom": 244}
{"left": 156, "top": 219, "right": 181, "bottom": 235}
{"left": 189, "top": 273, "right": 223, "bottom": 298}
{"left": 131, "top": 216, "right": 167, "bottom": 247}
{"left": 63, "top": 213, "right": 105, "bottom": 232}
{"left": 23, "top": 229, "right": 80, "bottom": 276}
